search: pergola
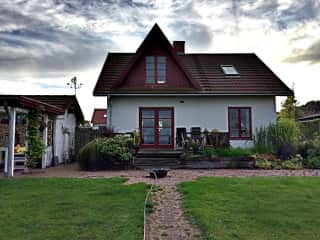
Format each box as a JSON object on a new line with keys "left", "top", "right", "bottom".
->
{"left": 0, "top": 95, "right": 64, "bottom": 177}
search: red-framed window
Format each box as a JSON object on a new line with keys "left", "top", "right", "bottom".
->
{"left": 228, "top": 107, "right": 252, "bottom": 139}
{"left": 145, "top": 56, "right": 167, "bottom": 84}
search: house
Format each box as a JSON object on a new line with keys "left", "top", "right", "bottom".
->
{"left": 93, "top": 23, "right": 293, "bottom": 149}
{"left": 91, "top": 108, "right": 107, "bottom": 128}
{"left": 0, "top": 95, "right": 84, "bottom": 176}
{"left": 298, "top": 112, "right": 320, "bottom": 123}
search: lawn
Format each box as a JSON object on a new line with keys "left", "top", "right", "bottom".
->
{"left": 179, "top": 177, "right": 320, "bottom": 240}
{"left": 0, "top": 178, "right": 147, "bottom": 240}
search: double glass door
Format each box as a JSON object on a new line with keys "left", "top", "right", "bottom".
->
{"left": 139, "top": 108, "right": 174, "bottom": 148}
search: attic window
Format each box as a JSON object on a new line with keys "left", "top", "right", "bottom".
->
{"left": 221, "top": 65, "right": 239, "bottom": 75}
{"left": 146, "top": 56, "right": 167, "bottom": 84}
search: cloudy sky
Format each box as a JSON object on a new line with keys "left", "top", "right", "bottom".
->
{"left": 0, "top": 0, "right": 319, "bottom": 119}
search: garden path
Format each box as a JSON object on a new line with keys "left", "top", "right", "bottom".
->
{"left": 146, "top": 183, "right": 201, "bottom": 240}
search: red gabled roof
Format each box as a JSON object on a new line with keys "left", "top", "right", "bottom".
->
{"left": 91, "top": 108, "right": 107, "bottom": 124}
{"left": 93, "top": 24, "right": 293, "bottom": 96}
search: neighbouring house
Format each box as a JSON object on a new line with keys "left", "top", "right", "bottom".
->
{"left": 0, "top": 95, "right": 84, "bottom": 176}
{"left": 298, "top": 112, "right": 320, "bottom": 140}
{"left": 298, "top": 112, "right": 320, "bottom": 123}
{"left": 91, "top": 108, "right": 107, "bottom": 128}
{"left": 93, "top": 23, "right": 293, "bottom": 149}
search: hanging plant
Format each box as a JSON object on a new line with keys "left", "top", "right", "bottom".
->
{"left": 26, "top": 108, "right": 46, "bottom": 169}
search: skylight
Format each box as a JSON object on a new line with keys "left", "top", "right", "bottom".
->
{"left": 221, "top": 65, "right": 239, "bottom": 75}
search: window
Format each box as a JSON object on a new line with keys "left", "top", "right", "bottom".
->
{"left": 146, "top": 56, "right": 155, "bottom": 83}
{"left": 221, "top": 65, "right": 239, "bottom": 75}
{"left": 228, "top": 107, "right": 252, "bottom": 139}
{"left": 146, "top": 56, "right": 166, "bottom": 84}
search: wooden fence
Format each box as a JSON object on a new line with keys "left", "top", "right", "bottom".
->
{"left": 75, "top": 127, "right": 107, "bottom": 157}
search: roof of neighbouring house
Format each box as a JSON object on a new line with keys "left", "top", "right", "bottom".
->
{"left": 298, "top": 112, "right": 320, "bottom": 122}
{"left": 91, "top": 108, "right": 107, "bottom": 125}
{"left": 93, "top": 24, "right": 293, "bottom": 96}
{"left": 27, "top": 95, "right": 84, "bottom": 121}
{"left": 0, "top": 95, "right": 84, "bottom": 121}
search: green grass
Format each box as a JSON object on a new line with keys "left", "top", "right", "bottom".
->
{"left": 0, "top": 178, "right": 147, "bottom": 240}
{"left": 179, "top": 177, "right": 320, "bottom": 240}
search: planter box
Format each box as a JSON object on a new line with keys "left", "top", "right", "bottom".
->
{"left": 181, "top": 156, "right": 255, "bottom": 169}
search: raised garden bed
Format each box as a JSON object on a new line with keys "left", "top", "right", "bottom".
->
{"left": 180, "top": 156, "right": 255, "bottom": 169}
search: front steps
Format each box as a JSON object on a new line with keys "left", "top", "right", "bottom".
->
{"left": 134, "top": 150, "right": 183, "bottom": 169}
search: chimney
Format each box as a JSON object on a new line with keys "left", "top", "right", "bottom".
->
{"left": 173, "top": 41, "right": 185, "bottom": 55}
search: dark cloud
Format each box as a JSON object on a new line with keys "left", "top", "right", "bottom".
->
{"left": 285, "top": 39, "right": 320, "bottom": 64}
{"left": 230, "top": 0, "right": 319, "bottom": 31}
{"left": 169, "top": 21, "right": 213, "bottom": 49}
{"left": 278, "top": 0, "right": 320, "bottom": 27}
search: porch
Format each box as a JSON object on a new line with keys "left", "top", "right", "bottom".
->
{"left": 0, "top": 95, "right": 61, "bottom": 177}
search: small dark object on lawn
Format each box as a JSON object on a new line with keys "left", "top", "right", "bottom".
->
{"left": 150, "top": 169, "right": 168, "bottom": 178}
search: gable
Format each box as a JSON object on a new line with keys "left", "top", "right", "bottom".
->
{"left": 111, "top": 23, "right": 201, "bottom": 91}
{"left": 117, "top": 44, "right": 194, "bottom": 89}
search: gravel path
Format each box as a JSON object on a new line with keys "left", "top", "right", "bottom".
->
{"left": 147, "top": 184, "right": 201, "bottom": 240}
{"left": 2, "top": 163, "right": 320, "bottom": 184}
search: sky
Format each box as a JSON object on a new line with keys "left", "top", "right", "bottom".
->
{"left": 0, "top": 0, "right": 319, "bottom": 120}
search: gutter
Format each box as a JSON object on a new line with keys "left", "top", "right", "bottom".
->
{"left": 98, "top": 93, "right": 292, "bottom": 97}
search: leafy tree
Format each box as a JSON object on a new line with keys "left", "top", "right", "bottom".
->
{"left": 279, "top": 95, "right": 301, "bottom": 119}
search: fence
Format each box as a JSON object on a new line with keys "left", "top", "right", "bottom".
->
{"left": 75, "top": 127, "right": 108, "bottom": 157}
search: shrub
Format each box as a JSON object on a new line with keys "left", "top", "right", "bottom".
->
{"left": 217, "top": 147, "right": 252, "bottom": 157}
{"left": 255, "top": 158, "right": 272, "bottom": 169}
{"left": 254, "top": 118, "right": 300, "bottom": 154}
{"left": 97, "top": 135, "right": 133, "bottom": 161}
{"left": 306, "top": 157, "right": 320, "bottom": 169}
{"left": 78, "top": 136, "right": 133, "bottom": 171}
{"left": 297, "top": 137, "right": 320, "bottom": 160}
{"left": 281, "top": 158, "right": 303, "bottom": 170}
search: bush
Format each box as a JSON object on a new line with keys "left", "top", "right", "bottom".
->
{"left": 255, "top": 158, "right": 272, "bottom": 169}
{"left": 217, "top": 147, "right": 252, "bottom": 157}
{"left": 78, "top": 136, "right": 133, "bottom": 171}
{"left": 254, "top": 118, "right": 300, "bottom": 154}
{"left": 297, "top": 137, "right": 320, "bottom": 160}
{"left": 306, "top": 157, "right": 320, "bottom": 169}
{"left": 281, "top": 158, "right": 303, "bottom": 170}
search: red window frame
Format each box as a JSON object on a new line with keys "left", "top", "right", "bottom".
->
{"left": 145, "top": 56, "right": 167, "bottom": 85}
{"left": 139, "top": 107, "right": 174, "bottom": 148}
{"left": 228, "top": 107, "right": 252, "bottom": 140}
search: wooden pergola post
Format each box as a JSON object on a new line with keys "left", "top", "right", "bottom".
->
{"left": 7, "top": 107, "right": 16, "bottom": 177}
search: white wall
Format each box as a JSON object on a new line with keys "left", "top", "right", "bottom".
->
{"left": 109, "top": 96, "right": 276, "bottom": 148}
{"left": 53, "top": 112, "right": 77, "bottom": 163}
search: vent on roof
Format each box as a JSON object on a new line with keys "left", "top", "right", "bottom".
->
{"left": 221, "top": 65, "right": 239, "bottom": 75}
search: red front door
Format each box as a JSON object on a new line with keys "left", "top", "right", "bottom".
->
{"left": 139, "top": 107, "right": 174, "bottom": 148}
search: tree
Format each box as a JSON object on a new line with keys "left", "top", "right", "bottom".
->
{"left": 279, "top": 95, "right": 302, "bottom": 119}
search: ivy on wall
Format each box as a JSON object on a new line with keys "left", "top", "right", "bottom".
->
{"left": 26, "top": 108, "right": 46, "bottom": 169}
